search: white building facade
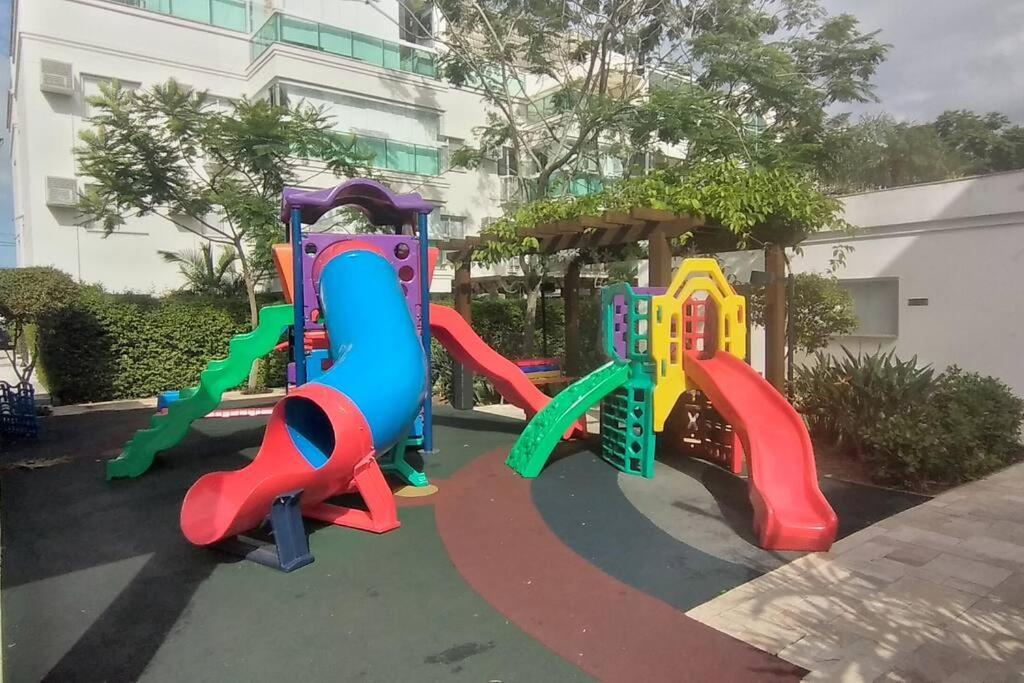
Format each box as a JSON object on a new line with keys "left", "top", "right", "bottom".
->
{"left": 8, "top": 0, "right": 508, "bottom": 293}
{"left": 789, "top": 170, "right": 1024, "bottom": 397}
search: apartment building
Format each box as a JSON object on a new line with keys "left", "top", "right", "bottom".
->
{"left": 8, "top": 0, "right": 512, "bottom": 293}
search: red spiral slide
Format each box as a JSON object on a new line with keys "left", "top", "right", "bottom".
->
{"left": 682, "top": 351, "right": 837, "bottom": 552}
{"left": 430, "top": 305, "right": 586, "bottom": 439}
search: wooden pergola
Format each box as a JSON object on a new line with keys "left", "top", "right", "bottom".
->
{"left": 438, "top": 205, "right": 789, "bottom": 402}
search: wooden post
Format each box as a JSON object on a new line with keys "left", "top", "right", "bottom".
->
{"left": 452, "top": 257, "right": 474, "bottom": 410}
{"left": 454, "top": 257, "right": 472, "bottom": 324}
{"left": 564, "top": 259, "right": 582, "bottom": 376}
{"left": 764, "top": 244, "right": 787, "bottom": 392}
{"left": 647, "top": 226, "right": 672, "bottom": 287}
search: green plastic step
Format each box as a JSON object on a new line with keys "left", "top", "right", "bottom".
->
{"left": 106, "top": 304, "right": 294, "bottom": 480}
{"left": 505, "top": 361, "right": 631, "bottom": 478}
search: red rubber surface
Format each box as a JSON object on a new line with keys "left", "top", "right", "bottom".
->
{"left": 683, "top": 352, "right": 838, "bottom": 551}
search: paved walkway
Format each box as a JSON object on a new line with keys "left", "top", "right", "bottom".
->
{"left": 688, "top": 463, "right": 1024, "bottom": 682}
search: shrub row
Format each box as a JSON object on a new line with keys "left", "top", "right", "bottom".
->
{"left": 794, "top": 348, "right": 1024, "bottom": 490}
{"left": 38, "top": 286, "right": 605, "bottom": 406}
{"left": 39, "top": 287, "right": 258, "bottom": 404}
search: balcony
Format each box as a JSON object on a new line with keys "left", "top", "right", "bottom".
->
{"left": 308, "top": 133, "right": 440, "bottom": 176}
{"left": 251, "top": 12, "right": 437, "bottom": 79}
{"left": 108, "top": 0, "right": 248, "bottom": 32}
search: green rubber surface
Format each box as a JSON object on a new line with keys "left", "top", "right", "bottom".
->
{"left": 505, "top": 361, "right": 630, "bottom": 478}
{"left": 105, "top": 304, "right": 293, "bottom": 480}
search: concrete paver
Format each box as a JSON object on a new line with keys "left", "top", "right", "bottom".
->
{"left": 687, "top": 462, "right": 1024, "bottom": 681}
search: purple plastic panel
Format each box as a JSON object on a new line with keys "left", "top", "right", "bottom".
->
{"left": 612, "top": 294, "right": 629, "bottom": 361}
{"left": 281, "top": 178, "right": 434, "bottom": 226}
{"left": 300, "top": 234, "right": 422, "bottom": 331}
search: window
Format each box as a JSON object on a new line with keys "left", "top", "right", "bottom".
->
{"left": 838, "top": 278, "right": 899, "bottom": 337}
{"left": 81, "top": 76, "right": 141, "bottom": 119}
{"left": 399, "top": 2, "right": 433, "bottom": 45}
{"left": 497, "top": 147, "right": 518, "bottom": 177}
{"left": 437, "top": 215, "right": 466, "bottom": 240}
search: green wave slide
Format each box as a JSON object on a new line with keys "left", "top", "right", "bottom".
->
{"left": 505, "top": 360, "right": 630, "bottom": 478}
{"left": 105, "top": 304, "right": 294, "bottom": 480}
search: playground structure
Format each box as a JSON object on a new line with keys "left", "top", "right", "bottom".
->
{"left": 506, "top": 259, "right": 838, "bottom": 552}
{"left": 108, "top": 178, "right": 581, "bottom": 568}
{"left": 107, "top": 176, "right": 834, "bottom": 564}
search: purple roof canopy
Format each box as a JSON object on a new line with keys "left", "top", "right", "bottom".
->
{"left": 280, "top": 178, "right": 435, "bottom": 227}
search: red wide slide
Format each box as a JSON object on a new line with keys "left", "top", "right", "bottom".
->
{"left": 430, "top": 305, "right": 585, "bottom": 439}
{"left": 682, "top": 351, "right": 837, "bottom": 552}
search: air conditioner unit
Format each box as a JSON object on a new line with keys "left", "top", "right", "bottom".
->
{"left": 40, "top": 59, "right": 74, "bottom": 96}
{"left": 45, "top": 176, "right": 78, "bottom": 207}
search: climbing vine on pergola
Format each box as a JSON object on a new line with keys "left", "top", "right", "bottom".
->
{"left": 442, "top": 161, "right": 852, "bottom": 388}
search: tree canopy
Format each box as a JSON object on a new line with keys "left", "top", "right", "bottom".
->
{"left": 75, "top": 79, "right": 370, "bottom": 328}
{"left": 820, "top": 110, "right": 1024, "bottom": 193}
{"left": 0, "top": 267, "right": 81, "bottom": 384}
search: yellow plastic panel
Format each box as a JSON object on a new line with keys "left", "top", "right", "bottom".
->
{"left": 650, "top": 259, "right": 747, "bottom": 431}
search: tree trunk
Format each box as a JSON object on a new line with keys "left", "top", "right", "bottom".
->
{"left": 764, "top": 244, "right": 787, "bottom": 393}
{"left": 235, "top": 243, "right": 262, "bottom": 391}
{"left": 564, "top": 258, "right": 582, "bottom": 376}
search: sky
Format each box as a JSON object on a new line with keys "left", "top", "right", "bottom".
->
{"left": 821, "top": 0, "right": 1024, "bottom": 123}
{"left": 0, "top": 0, "right": 1022, "bottom": 266}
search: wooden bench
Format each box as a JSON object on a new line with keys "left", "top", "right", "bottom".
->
{"left": 514, "top": 358, "right": 575, "bottom": 395}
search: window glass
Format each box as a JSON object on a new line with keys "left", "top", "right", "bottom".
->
{"left": 839, "top": 278, "right": 899, "bottom": 337}
{"left": 211, "top": 0, "right": 246, "bottom": 30}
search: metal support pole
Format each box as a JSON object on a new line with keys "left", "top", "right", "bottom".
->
{"left": 540, "top": 282, "right": 549, "bottom": 357}
{"left": 290, "top": 207, "right": 307, "bottom": 386}
{"left": 417, "top": 211, "right": 435, "bottom": 453}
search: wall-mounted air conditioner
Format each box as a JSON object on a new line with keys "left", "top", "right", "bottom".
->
{"left": 40, "top": 59, "right": 74, "bottom": 96}
{"left": 45, "top": 176, "right": 78, "bottom": 207}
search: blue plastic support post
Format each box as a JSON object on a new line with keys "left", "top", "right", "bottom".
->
{"left": 291, "top": 207, "right": 307, "bottom": 386}
{"left": 267, "top": 490, "right": 314, "bottom": 572}
{"left": 418, "top": 211, "right": 435, "bottom": 453}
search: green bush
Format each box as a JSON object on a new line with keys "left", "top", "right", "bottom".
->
{"left": 38, "top": 286, "right": 608, "bottom": 407}
{"left": 37, "top": 287, "right": 271, "bottom": 404}
{"left": 795, "top": 349, "right": 1024, "bottom": 489}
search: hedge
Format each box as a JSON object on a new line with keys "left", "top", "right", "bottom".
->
{"left": 38, "top": 287, "right": 258, "bottom": 404}
{"left": 37, "top": 287, "right": 605, "bottom": 406}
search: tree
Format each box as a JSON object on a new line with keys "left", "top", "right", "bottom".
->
{"left": 621, "top": 2, "right": 889, "bottom": 172}
{"left": 0, "top": 267, "right": 81, "bottom": 385}
{"left": 819, "top": 110, "right": 1024, "bottom": 193}
{"left": 818, "top": 114, "right": 967, "bottom": 193}
{"left": 76, "top": 79, "right": 370, "bottom": 333}
{"left": 433, "top": 0, "right": 887, "bottom": 353}
{"left": 933, "top": 110, "right": 1024, "bottom": 175}
{"left": 158, "top": 244, "right": 247, "bottom": 298}
{"left": 747, "top": 272, "right": 857, "bottom": 354}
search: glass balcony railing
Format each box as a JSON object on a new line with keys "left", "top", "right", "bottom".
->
{"left": 110, "top": 0, "right": 248, "bottom": 32}
{"left": 308, "top": 133, "right": 440, "bottom": 176}
{"left": 251, "top": 12, "right": 438, "bottom": 79}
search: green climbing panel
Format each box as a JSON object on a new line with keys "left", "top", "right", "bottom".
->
{"left": 106, "top": 304, "right": 294, "bottom": 480}
{"left": 506, "top": 361, "right": 631, "bottom": 478}
{"left": 600, "top": 367, "right": 656, "bottom": 478}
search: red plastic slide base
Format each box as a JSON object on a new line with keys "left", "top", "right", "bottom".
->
{"left": 181, "top": 384, "right": 395, "bottom": 546}
{"left": 302, "top": 455, "right": 401, "bottom": 533}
